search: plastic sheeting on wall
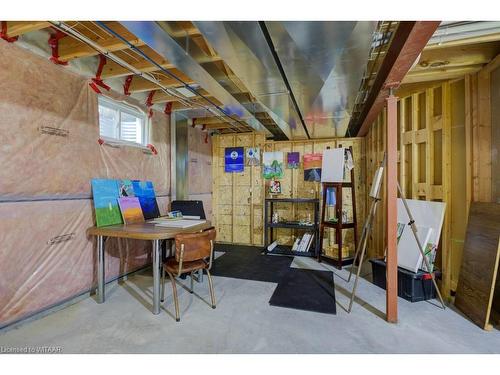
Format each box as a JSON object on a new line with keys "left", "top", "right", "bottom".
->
{"left": 187, "top": 125, "right": 212, "bottom": 220}
{"left": 0, "top": 41, "right": 172, "bottom": 328}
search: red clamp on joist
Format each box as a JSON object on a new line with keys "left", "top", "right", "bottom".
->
{"left": 123, "top": 75, "right": 133, "bottom": 96}
{"left": 1, "top": 21, "right": 18, "bottom": 43}
{"left": 146, "top": 144, "right": 158, "bottom": 155}
{"left": 204, "top": 132, "right": 209, "bottom": 144}
{"left": 146, "top": 90, "right": 155, "bottom": 107}
{"left": 48, "top": 28, "right": 68, "bottom": 65}
{"left": 89, "top": 81, "right": 102, "bottom": 94}
{"left": 146, "top": 91, "right": 155, "bottom": 118}
{"left": 97, "top": 138, "right": 105, "bottom": 145}
{"left": 164, "top": 102, "right": 173, "bottom": 115}
{"left": 191, "top": 118, "right": 196, "bottom": 128}
{"left": 91, "top": 54, "right": 110, "bottom": 91}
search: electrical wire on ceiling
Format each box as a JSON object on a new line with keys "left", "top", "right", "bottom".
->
{"left": 49, "top": 21, "right": 248, "bottom": 134}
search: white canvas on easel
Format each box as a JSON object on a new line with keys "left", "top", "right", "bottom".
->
{"left": 397, "top": 225, "right": 433, "bottom": 273}
{"left": 397, "top": 199, "right": 446, "bottom": 271}
{"left": 321, "top": 148, "right": 345, "bottom": 183}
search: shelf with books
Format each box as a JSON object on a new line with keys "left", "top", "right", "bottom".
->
{"left": 263, "top": 198, "right": 320, "bottom": 259}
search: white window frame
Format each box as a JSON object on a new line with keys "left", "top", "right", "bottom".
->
{"left": 98, "top": 96, "right": 150, "bottom": 148}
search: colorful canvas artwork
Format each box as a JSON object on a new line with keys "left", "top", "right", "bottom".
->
{"left": 119, "top": 179, "right": 135, "bottom": 197}
{"left": 132, "top": 180, "right": 160, "bottom": 220}
{"left": 262, "top": 151, "right": 284, "bottom": 180}
{"left": 246, "top": 147, "right": 261, "bottom": 166}
{"left": 91, "top": 179, "right": 123, "bottom": 227}
{"left": 321, "top": 148, "right": 345, "bottom": 183}
{"left": 303, "top": 153, "right": 322, "bottom": 182}
{"left": 118, "top": 197, "right": 145, "bottom": 224}
{"left": 287, "top": 152, "right": 300, "bottom": 169}
{"left": 225, "top": 147, "right": 245, "bottom": 172}
{"left": 269, "top": 179, "right": 282, "bottom": 194}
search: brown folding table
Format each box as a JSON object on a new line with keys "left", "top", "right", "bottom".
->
{"left": 87, "top": 220, "right": 212, "bottom": 314}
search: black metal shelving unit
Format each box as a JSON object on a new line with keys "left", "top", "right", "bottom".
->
{"left": 263, "top": 198, "right": 320, "bottom": 259}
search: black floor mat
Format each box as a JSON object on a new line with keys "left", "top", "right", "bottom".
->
{"left": 269, "top": 268, "right": 336, "bottom": 315}
{"left": 212, "top": 244, "right": 293, "bottom": 283}
{"left": 213, "top": 244, "right": 336, "bottom": 315}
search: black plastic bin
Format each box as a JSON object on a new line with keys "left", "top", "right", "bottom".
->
{"left": 369, "top": 258, "right": 437, "bottom": 302}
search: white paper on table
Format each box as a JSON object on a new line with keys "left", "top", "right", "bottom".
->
{"left": 321, "top": 148, "right": 345, "bottom": 182}
{"left": 154, "top": 219, "right": 206, "bottom": 228}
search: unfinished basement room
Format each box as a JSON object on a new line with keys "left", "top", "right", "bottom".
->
{"left": 1, "top": 1, "right": 500, "bottom": 371}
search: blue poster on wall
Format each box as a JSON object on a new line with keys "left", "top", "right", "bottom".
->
{"left": 225, "top": 147, "right": 244, "bottom": 173}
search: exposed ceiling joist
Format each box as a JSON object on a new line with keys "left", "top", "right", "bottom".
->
{"left": 127, "top": 72, "right": 195, "bottom": 93}
{"left": 5, "top": 21, "right": 50, "bottom": 37}
{"left": 349, "top": 21, "right": 440, "bottom": 137}
{"left": 403, "top": 65, "right": 483, "bottom": 84}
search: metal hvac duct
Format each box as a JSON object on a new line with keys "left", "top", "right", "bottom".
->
{"left": 196, "top": 21, "right": 376, "bottom": 139}
{"left": 120, "top": 21, "right": 271, "bottom": 136}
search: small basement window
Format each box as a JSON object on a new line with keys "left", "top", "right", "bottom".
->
{"left": 98, "top": 96, "right": 148, "bottom": 146}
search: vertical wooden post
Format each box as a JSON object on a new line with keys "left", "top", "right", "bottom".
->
{"left": 386, "top": 92, "right": 398, "bottom": 323}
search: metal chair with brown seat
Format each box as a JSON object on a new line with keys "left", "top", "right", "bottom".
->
{"left": 161, "top": 228, "right": 216, "bottom": 322}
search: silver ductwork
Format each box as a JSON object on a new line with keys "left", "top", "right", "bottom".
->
{"left": 121, "top": 21, "right": 271, "bottom": 136}
{"left": 196, "top": 21, "right": 376, "bottom": 139}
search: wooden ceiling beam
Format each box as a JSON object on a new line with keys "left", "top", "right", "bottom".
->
{"left": 101, "top": 59, "right": 175, "bottom": 79}
{"left": 425, "top": 32, "right": 500, "bottom": 50}
{"left": 58, "top": 37, "right": 144, "bottom": 61}
{"left": 100, "top": 54, "right": 222, "bottom": 79}
{"left": 403, "top": 65, "right": 484, "bottom": 84}
{"left": 127, "top": 73, "right": 195, "bottom": 93}
{"left": 5, "top": 21, "right": 50, "bottom": 37}
{"left": 351, "top": 21, "right": 441, "bottom": 137}
{"left": 193, "top": 117, "right": 236, "bottom": 125}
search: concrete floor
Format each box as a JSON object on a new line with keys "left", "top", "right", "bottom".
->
{"left": 1, "top": 253, "right": 499, "bottom": 353}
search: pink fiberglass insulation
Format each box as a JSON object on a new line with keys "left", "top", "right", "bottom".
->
{"left": 0, "top": 41, "right": 172, "bottom": 328}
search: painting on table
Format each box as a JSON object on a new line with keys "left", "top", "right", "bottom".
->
{"left": 119, "top": 179, "right": 135, "bottom": 197}
{"left": 132, "top": 180, "right": 160, "bottom": 220}
{"left": 91, "top": 179, "right": 123, "bottom": 227}
{"left": 118, "top": 197, "right": 145, "bottom": 224}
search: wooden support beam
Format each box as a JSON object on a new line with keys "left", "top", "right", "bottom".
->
{"left": 57, "top": 22, "right": 144, "bottom": 61}
{"left": 425, "top": 33, "right": 500, "bottom": 50}
{"left": 128, "top": 73, "right": 195, "bottom": 94}
{"left": 58, "top": 37, "right": 144, "bottom": 61}
{"left": 101, "top": 59, "right": 175, "bottom": 79}
{"left": 386, "top": 93, "right": 398, "bottom": 323}
{"left": 193, "top": 117, "right": 236, "bottom": 125}
{"left": 403, "top": 65, "right": 484, "bottom": 84}
{"left": 5, "top": 21, "right": 50, "bottom": 37}
{"left": 352, "top": 21, "right": 440, "bottom": 137}
{"left": 100, "top": 54, "right": 222, "bottom": 79}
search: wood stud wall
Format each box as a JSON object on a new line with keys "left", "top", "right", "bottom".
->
{"left": 212, "top": 134, "right": 365, "bottom": 260}
{"left": 366, "top": 57, "right": 498, "bottom": 298}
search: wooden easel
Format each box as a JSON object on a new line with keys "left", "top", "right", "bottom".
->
{"left": 318, "top": 146, "right": 358, "bottom": 269}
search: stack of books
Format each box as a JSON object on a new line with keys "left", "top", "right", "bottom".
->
{"left": 292, "top": 232, "right": 314, "bottom": 253}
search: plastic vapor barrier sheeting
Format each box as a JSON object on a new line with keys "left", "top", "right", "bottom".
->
{"left": 0, "top": 41, "right": 172, "bottom": 328}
